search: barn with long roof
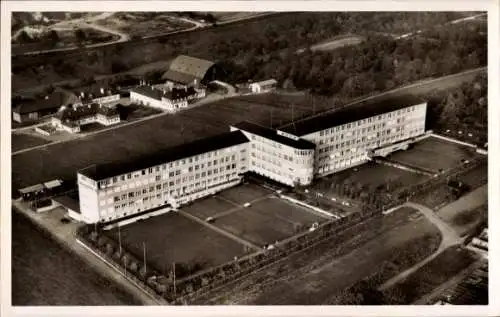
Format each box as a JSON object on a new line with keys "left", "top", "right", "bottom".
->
{"left": 161, "top": 55, "right": 222, "bottom": 87}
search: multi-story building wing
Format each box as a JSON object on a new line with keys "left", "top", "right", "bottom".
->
{"left": 77, "top": 131, "right": 249, "bottom": 223}
{"left": 230, "top": 121, "right": 316, "bottom": 186}
{"left": 277, "top": 95, "right": 427, "bottom": 177}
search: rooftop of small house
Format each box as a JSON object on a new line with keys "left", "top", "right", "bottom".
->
{"left": 131, "top": 85, "right": 197, "bottom": 101}
{"left": 54, "top": 103, "right": 119, "bottom": 123}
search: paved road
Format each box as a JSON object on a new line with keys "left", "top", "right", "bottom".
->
{"left": 378, "top": 201, "right": 463, "bottom": 291}
{"left": 177, "top": 210, "right": 260, "bottom": 251}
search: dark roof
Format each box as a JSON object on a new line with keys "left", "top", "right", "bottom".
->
{"left": 13, "top": 89, "right": 79, "bottom": 115}
{"left": 79, "top": 130, "right": 250, "bottom": 181}
{"left": 55, "top": 103, "right": 119, "bottom": 122}
{"left": 161, "top": 69, "right": 199, "bottom": 85}
{"left": 232, "top": 121, "right": 316, "bottom": 150}
{"left": 53, "top": 195, "right": 80, "bottom": 213}
{"left": 279, "top": 95, "right": 426, "bottom": 136}
{"left": 161, "top": 55, "right": 214, "bottom": 84}
{"left": 73, "top": 85, "right": 118, "bottom": 101}
{"left": 131, "top": 85, "right": 196, "bottom": 101}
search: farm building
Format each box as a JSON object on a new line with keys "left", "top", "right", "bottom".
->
{"left": 161, "top": 55, "right": 221, "bottom": 88}
{"left": 249, "top": 79, "right": 278, "bottom": 93}
{"left": 51, "top": 103, "right": 120, "bottom": 133}
{"left": 130, "top": 85, "right": 204, "bottom": 112}
{"left": 12, "top": 89, "right": 79, "bottom": 123}
{"left": 73, "top": 86, "right": 121, "bottom": 105}
{"left": 75, "top": 94, "right": 428, "bottom": 224}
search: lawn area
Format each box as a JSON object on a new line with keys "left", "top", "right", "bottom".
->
{"left": 181, "top": 196, "right": 236, "bottom": 220}
{"left": 106, "top": 212, "right": 246, "bottom": 279}
{"left": 12, "top": 94, "right": 314, "bottom": 194}
{"left": 216, "top": 182, "right": 272, "bottom": 205}
{"left": 195, "top": 206, "right": 444, "bottom": 305}
{"left": 387, "top": 136, "right": 478, "bottom": 173}
{"left": 313, "top": 161, "right": 429, "bottom": 197}
{"left": 214, "top": 197, "right": 325, "bottom": 246}
{"left": 11, "top": 133, "right": 51, "bottom": 152}
{"left": 381, "top": 246, "right": 480, "bottom": 304}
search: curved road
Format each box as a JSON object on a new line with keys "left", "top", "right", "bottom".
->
{"left": 378, "top": 201, "right": 463, "bottom": 291}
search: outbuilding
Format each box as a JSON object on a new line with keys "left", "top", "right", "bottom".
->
{"left": 249, "top": 79, "right": 278, "bottom": 93}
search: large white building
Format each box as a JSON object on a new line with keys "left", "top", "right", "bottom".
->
{"left": 230, "top": 121, "right": 316, "bottom": 186}
{"left": 76, "top": 95, "right": 427, "bottom": 223}
{"left": 277, "top": 95, "right": 427, "bottom": 177}
{"left": 77, "top": 131, "right": 250, "bottom": 223}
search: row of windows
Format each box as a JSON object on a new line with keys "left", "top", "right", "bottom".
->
{"left": 317, "top": 107, "right": 422, "bottom": 138}
{"left": 251, "top": 161, "right": 298, "bottom": 183}
{"left": 250, "top": 135, "right": 283, "bottom": 149}
{"left": 99, "top": 152, "right": 242, "bottom": 187}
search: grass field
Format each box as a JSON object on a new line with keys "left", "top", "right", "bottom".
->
{"left": 387, "top": 136, "right": 478, "bottom": 173}
{"left": 214, "top": 197, "right": 326, "bottom": 246}
{"left": 106, "top": 212, "right": 246, "bottom": 277}
{"left": 12, "top": 94, "right": 313, "bottom": 193}
{"left": 381, "top": 246, "right": 480, "bottom": 304}
{"left": 193, "top": 206, "right": 444, "bottom": 304}
{"left": 313, "top": 161, "right": 429, "bottom": 196}
{"left": 11, "top": 133, "right": 52, "bottom": 152}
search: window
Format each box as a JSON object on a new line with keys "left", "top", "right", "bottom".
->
{"left": 195, "top": 165, "right": 199, "bottom": 171}
{"left": 155, "top": 175, "right": 161, "bottom": 181}
{"left": 128, "top": 192, "right": 134, "bottom": 198}
{"left": 156, "top": 184, "right": 161, "bottom": 190}
{"left": 175, "top": 170, "right": 181, "bottom": 176}
{"left": 148, "top": 168, "right": 153, "bottom": 173}
{"left": 155, "top": 166, "right": 160, "bottom": 172}
{"left": 114, "top": 196, "right": 120, "bottom": 202}
{"left": 120, "top": 175, "right": 125, "bottom": 181}
{"left": 113, "top": 177, "right": 117, "bottom": 183}
{"left": 143, "top": 189, "right": 147, "bottom": 194}
{"left": 149, "top": 186, "right": 154, "bottom": 192}
{"left": 169, "top": 172, "right": 174, "bottom": 177}
{"left": 142, "top": 170, "right": 146, "bottom": 175}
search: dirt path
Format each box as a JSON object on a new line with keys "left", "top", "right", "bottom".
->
{"left": 378, "top": 202, "right": 463, "bottom": 291}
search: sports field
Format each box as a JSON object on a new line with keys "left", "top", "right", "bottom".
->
{"left": 314, "top": 161, "right": 429, "bottom": 197}
{"left": 182, "top": 183, "right": 326, "bottom": 246}
{"left": 106, "top": 212, "right": 246, "bottom": 277}
{"left": 387, "top": 136, "right": 478, "bottom": 173}
{"left": 214, "top": 197, "right": 328, "bottom": 246}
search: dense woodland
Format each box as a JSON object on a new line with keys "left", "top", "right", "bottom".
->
{"left": 13, "top": 12, "right": 478, "bottom": 90}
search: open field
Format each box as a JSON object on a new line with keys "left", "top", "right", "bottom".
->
{"left": 214, "top": 196, "right": 326, "bottom": 246}
{"left": 11, "top": 95, "right": 313, "bottom": 194}
{"left": 11, "top": 133, "right": 52, "bottom": 152}
{"left": 193, "top": 206, "right": 442, "bottom": 304}
{"left": 309, "top": 35, "right": 365, "bottom": 52}
{"left": 381, "top": 246, "right": 480, "bottom": 304}
{"left": 313, "top": 161, "right": 429, "bottom": 195}
{"left": 181, "top": 196, "right": 237, "bottom": 220}
{"left": 95, "top": 13, "right": 193, "bottom": 38}
{"left": 387, "top": 136, "right": 478, "bottom": 173}
{"left": 208, "top": 12, "right": 269, "bottom": 22}
{"left": 107, "top": 212, "right": 246, "bottom": 278}
{"left": 12, "top": 211, "right": 140, "bottom": 305}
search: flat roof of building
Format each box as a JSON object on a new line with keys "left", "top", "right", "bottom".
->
{"left": 232, "top": 121, "right": 315, "bottom": 150}
{"left": 251, "top": 79, "right": 278, "bottom": 86}
{"left": 131, "top": 85, "right": 196, "bottom": 101}
{"left": 279, "top": 95, "right": 425, "bottom": 136}
{"left": 79, "top": 130, "right": 250, "bottom": 181}
{"left": 53, "top": 194, "right": 80, "bottom": 214}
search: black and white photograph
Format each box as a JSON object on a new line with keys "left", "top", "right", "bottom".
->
{"left": 0, "top": 1, "right": 498, "bottom": 316}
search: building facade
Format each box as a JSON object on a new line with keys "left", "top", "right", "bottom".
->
{"left": 230, "top": 121, "right": 315, "bottom": 186}
{"left": 277, "top": 95, "right": 427, "bottom": 177}
{"left": 76, "top": 95, "right": 427, "bottom": 224}
{"left": 78, "top": 131, "right": 249, "bottom": 223}
{"left": 249, "top": 79, "right": 278, "bottom": 94}
{"left": 130, "top": 85, "right": 206, "bottom": 112}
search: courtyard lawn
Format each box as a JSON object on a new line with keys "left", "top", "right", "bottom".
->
{"left": 387, "top": 136, "right": 479, "bottom": 173}
{"left": 214, "top": 196, "right": 326, "bottom": 246}
{"left": 107, "top": 212, "right": 246, "bottom": 278}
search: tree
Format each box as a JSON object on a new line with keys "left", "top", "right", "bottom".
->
{"left": 74, "top": 29, "right": 87, "bottom": 43}
{"left": 48, "top": 30, "right": 60, "bottom": 46}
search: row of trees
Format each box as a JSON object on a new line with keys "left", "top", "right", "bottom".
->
{"left": 425, "top": 73, "right": 487, "bottom": 142}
